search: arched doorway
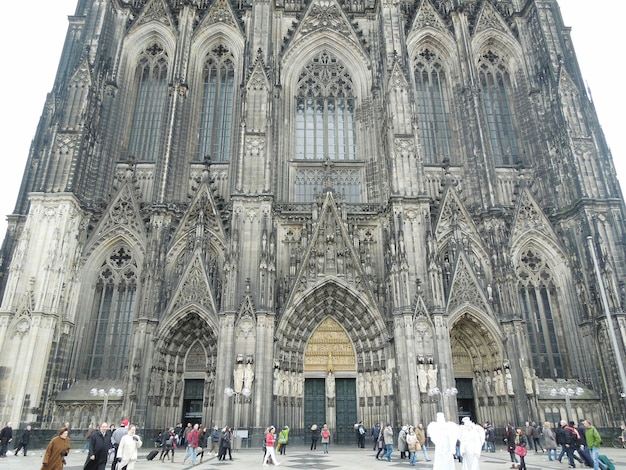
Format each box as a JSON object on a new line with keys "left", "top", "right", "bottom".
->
{"left": 149, "top": 309, "right": 219, "bottom": 429}
{"left": 449, "top": 311, "right": 507, "bottom": 425}
{"left": 304, "top": 317, "right": 357, "bottom": 444}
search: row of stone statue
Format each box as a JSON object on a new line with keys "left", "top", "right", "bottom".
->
{"left": 233, "top": 361, "right": 255, "bottom": 393}
{"left": 473, "top": 366, "right": 538, "bottom": 397}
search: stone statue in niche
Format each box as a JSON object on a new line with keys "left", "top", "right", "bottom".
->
{"left": 244, "top": 362, "right": 254, "bottom": 390}
{"left": 522, "top": 367, "right": 534, "bottom": 395}
{"left": 326, "top": 372, "right": 335, "bottom": 398}
{"left": 505, "top": 368, "right": 514, "bottom": 396}
{"left": 234, "top": 363, "right": 244, "bottom": 393}
{"left": 418, "top": 363, "right": 428, "bottom": 393}
{"left": 427, "top": 364, "right": 438, "bottom": 390}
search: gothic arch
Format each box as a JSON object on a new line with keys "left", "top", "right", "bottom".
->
{"left": 120, "top": 25, "right": 177, "bottom": 77}
{"left": 157, "top": 304, "right": 220, "bottom": 342}
{"left": 304, "top": 316, "right": 356, "bottom": 373}
{"left": 472, "top": 31, "right": 524, "bottom": 73}
{"left": 448, "top": 307, "right": 505, "bottom": 375}
{"left": 190, "top": 25, "right": 245, "bottom": 69}
{"left": 80, "top": 236, "right": 144, "bottom": 296}
{"left": 406, "top": 32, "right": 457, "bottom": 67}
{"left": 448, "top": 305, "right": 506, "bottom": 370}
{"left": 282, "top": 35, "right": 371, "bottom": 99}
{"left": 277, "top": 278, "right": 388, "bottom": 372}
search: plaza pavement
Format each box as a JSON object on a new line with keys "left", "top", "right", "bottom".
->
{"left": 4, "top": 444, "right": 624, "bottom": 470}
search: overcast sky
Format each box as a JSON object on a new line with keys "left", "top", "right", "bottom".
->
{"left": 0, "top": 1, "right": 623, "bottom": 239}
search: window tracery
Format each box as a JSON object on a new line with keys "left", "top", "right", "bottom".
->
{"left": 478, "top": 50, "right": 520, "bottom": 166}
{"left": 128, "top": 43, "right": 169, "bottom": 162}
{"left": 81, "top": 246, "right": 137, "bottom": 380}
{"left": 413, "top": 48, "right": 453, "bottom": 165}
{"left": 292, "top": 51, "right": 361, "bottom": 202}
{"left": 197, "top": 45, "right": 235, "bottom": 162}
{"left": 516, "top": 248, "right": 563, "bottom": 377}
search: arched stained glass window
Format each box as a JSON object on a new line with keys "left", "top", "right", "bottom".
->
{"left": 478, "top": 50, "right": 520, "bottom": 166}
{"left": 197, "top": 45, "right": 235, "bottom": 162}
{"left": 82, "top": 247, "right": 137, "bottom": 380}
{"left": 516, "top": 248, "right": 563, "bottom": 378}
{"left": 128, "top": 43, "right": 169, "bottom": 162}
{"left": 295, "top": 51, "right": 356, "bottom": 161}
{"left": 414, "top": 48, "right": 452, "bottom": 164}
{"left": 292, "top": 51, "right": 361, "bottom": 203}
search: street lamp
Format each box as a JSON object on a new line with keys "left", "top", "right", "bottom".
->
{"left": 90, "top": 387, "right": 123, "bottom": 424}
{"left": 428, "top": 387, "right": 458, "bottom": 411}
{"left": 549, "top": 386, "right": 584, "bottom": 421}
{"left": 224, "top": 387, "right": 251, "bottom": 450}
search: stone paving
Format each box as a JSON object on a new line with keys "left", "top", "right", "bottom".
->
{"left": 3, "top": 444, "right": 624, "bottom": 470}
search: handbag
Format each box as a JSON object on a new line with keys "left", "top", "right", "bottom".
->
{"left": 514, "top": 445, "right": 527, "bottom": 457}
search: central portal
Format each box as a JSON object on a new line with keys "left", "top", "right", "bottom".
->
{"left": 304, "top": 317, "right": 357, "bottom": 443}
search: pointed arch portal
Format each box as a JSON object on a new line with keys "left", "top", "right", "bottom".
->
{"left": 303, "top": 317, "right": 357, "bottom": 445}
{"left": 148, "top": 309, "right": 219, "bottom": 428}
{"left": 450, "top": 311, "right": 506, "bottom": 425}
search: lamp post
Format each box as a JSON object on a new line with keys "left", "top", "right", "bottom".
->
{"left": 224, "top": 387, "right": 251, "bottom": 450}
{"left": 428, "top": 387, "right": 458, "bottom": 413}
{"left": 549, "top": 386, "right": 584, "bottom": 422}
{"left": 90, "top": 387, "right": 123, "bottom": 424}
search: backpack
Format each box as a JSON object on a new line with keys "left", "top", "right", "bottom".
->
{"left": 359, "top": 426, "right": 365, "bottom": 435}
{"left": 322, "top": 429, "right": 330, "bottom": 439}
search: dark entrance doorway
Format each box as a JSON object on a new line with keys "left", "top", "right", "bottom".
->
{"left": 304, "top": 378, "right": 326, "bottom": 430}
{"left": 455, "top": 378, "right": 476, "bottom": 423}
{"left": 182, "top": 379, "right": 204, "bottom": 425}
{"left": 335, "top": 378, "right": 357, "bottom": 445}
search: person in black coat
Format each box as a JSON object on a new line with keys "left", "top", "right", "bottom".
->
{"left": 13, "top": 425, "right": 31, "bottom": 456}
{"left": 0, "top": 422, "right": 13, "bottom": 457}
{"left": 85, "top": 422, "right": 112, "bottom": 470}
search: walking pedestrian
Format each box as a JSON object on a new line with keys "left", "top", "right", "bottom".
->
{"left": 84, "top": 422, "right": 111, "bottom": 470}
{"left": 383, "top": 423, "right": 394, "bottom": 462}
{"left": 416, "top": 423, "right": 431, "bottom": 462}
{"left": 321, "top": 424, "right": 331, "bottom": 454}
{"left": 181, "top": 423, "right": 199, "bottom": 465}
{"left": 116, "top": 424, "right": 142, "bottom": 470}
{"left": 13, "top": 425, "right": 31, "bottom": 456}
{"left": 543, "top": 422, "right": 557, "bottom": 461}
{"left": 41, "top": 426, "right": 71, "bottom": 470}
{"left": 0, "top": 422, "right": 13, "bottom": 457}
{"left": 263, "top": 426, "right": 280, "bottom": 466}
{"left": 583, "top": 419, "right": 603, "bottom": 470}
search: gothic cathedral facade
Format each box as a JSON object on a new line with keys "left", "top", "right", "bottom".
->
{"left": 1, "top": 0, "right": 625, "bottom": 439}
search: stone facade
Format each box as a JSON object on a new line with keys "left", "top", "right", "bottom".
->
{"left": 0, "top": 0, "right": 625, "bottom": 437}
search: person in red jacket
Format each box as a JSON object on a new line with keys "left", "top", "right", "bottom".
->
{"left": 263, "top": 426, "right": 281, "bottom": 467}
{"left": 181, "top": 424, "right": 199, "bottom": 465}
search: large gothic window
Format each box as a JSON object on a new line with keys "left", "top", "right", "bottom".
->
{"left": 81, "top": 247, "right": 137, "bottom": 380}
{"left": 516, "top": 248, "right": 563, "bottom": 378}
{"left": 128, "top": 43, "right": 169, "bottom": 162}
{"left": 293, "top": 51, "right": 361, "bottom": 203}
{"left": 414, "top": 49, "right": 452, "bottom": 164}
{"left": 478, "top": 50, "right": 520, "bottom": 166}
{"left": 197, "top": 45, "right": 235, "bottom": 162}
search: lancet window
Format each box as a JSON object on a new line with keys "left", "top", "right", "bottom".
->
{"left": 478, "top": 50, "right": 520, "bottom": 166}
{"left": 197, "top": 45, "right": 235, "bottom": 162}
{"left": 414, "top": 48, "right": 452, "bottom": 165}
{"left": 516, "top": 248, "right": 564, "bottom": 378}
{"left": 293, "top": 51, "right": 361, "bottom": 203}
{"left": 81, "top": 247, "right": 137, "bottom": 380}
{"left": 127, "top": 43, "right": 169, "bottom": 162}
